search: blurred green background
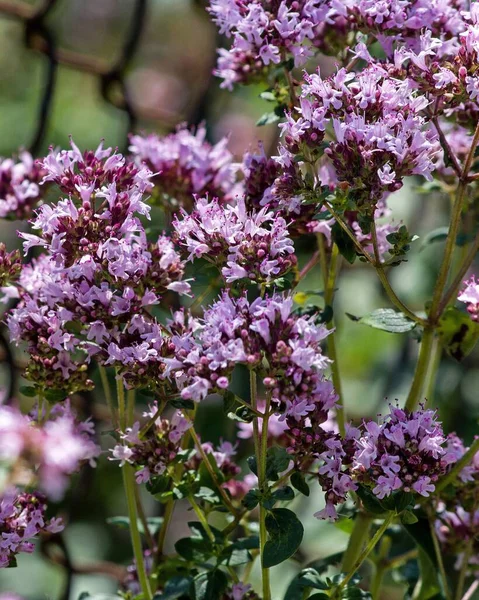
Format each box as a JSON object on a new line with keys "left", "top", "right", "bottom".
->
{"left": 0, "top": 1, "right": 478, "bottom": 598}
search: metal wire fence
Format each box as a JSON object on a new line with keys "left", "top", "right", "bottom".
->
{"left": 0, "top": 0, "right": 179, "bottom": 154}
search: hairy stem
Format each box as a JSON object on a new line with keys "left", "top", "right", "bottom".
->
{"left": 317, "top": 235, "right": 345, "bottom": 435}
{"left": 428, "top": 513, "right": 452, "bottom": 600}
{"left": 122, "top": 464, "right": 153, "bottom": 600}
{"left": 156, "top": 498, "right": 174, "bottom": 558}
{"left": 335, "top": 513, "right": 394, "bottom": 596}
{"left": 99, "top": 365, "right": 117, "bottom": 428}
{"left": 341, "top": 512, "right": 373, "bottom": 573}
{"left": 188, "top": 423, "right": 239, "bottom": 515}
{"left": 404, "top": 328, "right": 435, "bottom": 412}
{"left": 188, "top": 495, "right": 215, "bottom": 543}
{"left": 251, "top": 369, "right": 271, "bottom": 600}
{"left": 455, "top": 538, "right": 474, "bottom": 600}
{"left": 371, "top": 221, "right": 425, "bottom": 325}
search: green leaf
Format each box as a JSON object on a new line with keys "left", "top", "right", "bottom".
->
{"left": 284, "top": 567, "right": 328, "bottom": 600}
{"left": 218, "top": 545, "right": 251, "bottom": 567}
{"left": 263, "top": 508, "right": 304, "bottom": 568}
{"left": 146, "top": 475, "right": 171, "bottom": 497}
{"left": 265, "top": 446, "right": 291, "bottom": 481}
{"left": 419, "top": 227, "right": 449, "bottom": 251}
{"left": 175, "top": 536, "right": 213, "bottom": 563}
{"left": 412, "top": 548, "right": 442, "bottom": 600}
{"left": 291, "top": 472, "right": 310, "bottom": 496}
{"left": 262, "top": 486, "right": 295, "bottom": 510}
{"left": 347, "top": 308, "right": 416, "bottom": 334}
{"left": 44, "top": 388, "right": 67, "bottom": 403}
{"left": 64, "top": 320, "right": 84, "bottom": 334}
{"left": 256, "top": 111, "right": 281, "bottom": 126}
{"left": 170, "top": 397, "right": 195, "bottom": 410}
{"left": 19, "top": 386, "right": 37, "bottom": 398}
{"left": 242, "top": 489, "right": 260, "bottom": 510}
{"left": 334, "top": 517, "right": 355, "bottom": 534}
{"left": 222, "top": 391, "right": 255, "bottom": 423}
{"left": 192, "top": 570, "right": 228, "bottom": 600}
{"left": 401, "top": 510, "right": 419, "bottom": 525}
{"left": 332, "top": 222, "right": 357, "bottom": 264}
{"left": 379, "top": 490, "right": 414, "bottom": 513}
{"left": 106, "top": 516, "right": 164, "bottom": 536}
{"left": 437, "top": 306, "right": 479, "bottom": 361}
{"left": 154, "top": 576, "right": 192, "bottom": 600}
{"left": 356, "top": 485, "right": 388, "bottom": 516}
{"left": 403, "top": 517, "right": 438, "bottom": 569}
{"left": 260, "top": 90, "right": 276, "bottom": 102}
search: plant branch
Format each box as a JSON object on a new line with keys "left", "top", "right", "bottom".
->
{"left": 251, "top": 369, "right": 271, "bottom": 600}
{"left": 188, "top": 422, "right": 240, "bottom": 516}
{"left": 335, "top": 513, "right": 394, "bottom": 596}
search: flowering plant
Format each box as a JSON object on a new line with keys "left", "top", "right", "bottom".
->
{"left": 2, "top": 2, "right": 479, "bottom": 599}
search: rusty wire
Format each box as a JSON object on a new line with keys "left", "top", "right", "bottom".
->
{"left": 0, "top": 0, "right": 182, "bottom": 154}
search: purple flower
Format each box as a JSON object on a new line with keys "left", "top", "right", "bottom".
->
{"left": 129, "top": 125, "right": 240, "bottom": 211}
{"left": 353, "top": 405, "right": 448, "bottom": 500}
{"left": 458, "top": 276, "right": 479, "bottom": 321}
{"left": 0, "top": 151, "right": 45, "bottom": 220}
{"left": 173, "top": 195, "right": 297, "bottom": 285}
{"left": 0, "top": 489, "right": 63, "bottom": 568}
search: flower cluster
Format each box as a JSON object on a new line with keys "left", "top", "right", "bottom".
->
{"left": 6, "top": 139, "right": 191, "bottom": 394}
{"left": 174, "top": 293, "right": 333, "bottom": 421}
{"left": 208, "top": 0, "right": 331, "bottom": 89}
{"left": 277, "top": 65, "right": 439, "bottom": 212}
{"left": 111, "top": 408, "right": 190, "bottom": 484}
{"left": 0, "top": 490, "right": 63, "bottom": 568}
{"left": 129, "top": 125, "right": 240, "bottom": 211}
{"left": 353, "top": 406, "right": 447, "bottom": 499}
{"left": 283, "top": 380, "right": 356, "bottom": 521}
{"left": 0, "top": 244, "right": 21, "bottom": 289}
{"left": 173, "top": 196, "right": 296, "bottom": 284}
{"left": 435, "top": 434, "right": 479, "bottom": 574}
{"left": 327, "top": 0, "right": 467, "bottom": 50}
{"left": 458, "top": 276, "right": 479, "bottom": 321}
{"left": 0, "top": 402, "right": 100, "bottom": 500}
{"left": 0, "top": 152, "right": 45, "bottom": 220}
{"left": 394, "top": 19, "right": 479, "bottom": 123}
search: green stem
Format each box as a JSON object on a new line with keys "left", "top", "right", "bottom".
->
{"left": 370, "top": 536, "right": 391, "bottom": 600}
{"left": 437, "top": 230, "right": 479, "bottom": 315}
{"left": 341, "top": 512, "right": 373, "bottom": 572}
{"left": 140, "top": 399, "right": 167, "bottom": 438}
{"left": 134, "top": 484, "right": 155, "bottom": 551}
{"left": 188, "top": 422, "right": 239, "bottom": 515}
{"left": 428, "top": 514, "right": 452, "bottom": 600}
{"left": 429, "top": 120, "right": 479, "bottom": 322}
{"left": 251, "top": 369, "right": 271, "bottom": 600}
{"left": 122, "top": 464, "right": 153, "bottom": 600}
{"left": 127, "top": 388, "right": 135, "bottom": 425}
{"left": 371, "top": 221, "right": 424, "bottom": 325}
{"left": 335, "top": 513, "right": 394, "bottom": 596}
{"left": 116, "top": 369, "right": 126, "bottom": 430}
{"left": 157, "top": 498, "right": 174, "bottom": 558}
{"left": 370, "top": 564, "right": 386, "bottom": 600}
{"left": 455, "top": 538, "right": 473, "bottom": 600}
{"left": 424, "top": 337, "right": 442, "bottom": 408}
{"left": 322, "top": 240, "right": 345, "bottom": 436}
{"left": 188, "top": 494, "right": 215, "bottom": 543}
{"left": 99, "top": 365, "right": 117, "bottom": 427}
{"left": 404, "top": 328, "right": 435, "bottom": 411}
